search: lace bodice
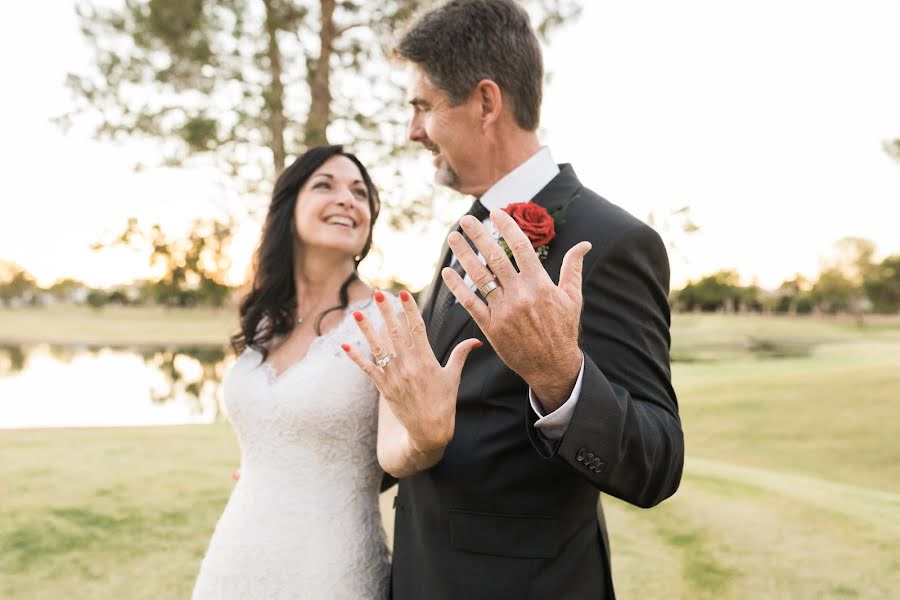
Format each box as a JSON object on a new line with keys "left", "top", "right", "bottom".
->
{"left": 192, "top": 297, "right": 391, "bottom": 600}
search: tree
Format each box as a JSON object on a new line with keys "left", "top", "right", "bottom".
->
{"left": 885, "top": 138, "right": 900, "bottom": 166}
{"left": 674, "top": 269, "right": 742, "bottom": 313}
{"left": 820, "top": 237, "right": 876, "bottom": 322}
{"left": 86, "top": 288, "right": 110, "bottom": 308}
{"left": 93, "top": 217, "right": 235, "bottom": 307}
{"left": 773, "top": 274, "right": 812, "bottom": 315}
{"left": 0, "top": 262, "right": 39, "bottom": 306}
{"left": 810, "top": 268, "right": 856, "bottom": 315}
{"left": 47, "top": 278, "right": 89, "bottom": 303}
{"left": 864, "top": 255, "right": 900, "bottom": 314}
{"left": 737, "top": 281, "right": 763, "bottom": 313}
{"left": 831, "top": 237, "right": 877, "bottom": 285}
{"left": 646, "top": 205, "right": 700, "bottom": 281}
{"left": 62, "top": 0, "right": 583, "bottom": 215}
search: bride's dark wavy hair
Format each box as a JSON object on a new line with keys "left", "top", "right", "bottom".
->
{"left": 230, "top": 145, "right": 380, "bottom": 360}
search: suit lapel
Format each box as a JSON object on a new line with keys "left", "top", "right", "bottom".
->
{"left": 421, "top": 236, "right": 453, "bottom": 325}
{"left": 429, "top": 164, "right": 584, "bottom": 363}
{"left": 530, "top": 163, "right": 581, "bottom": 215}
{"left": 433, "top": 299, "right": 471, "bottom": 364}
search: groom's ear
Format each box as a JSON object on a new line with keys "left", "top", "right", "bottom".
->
{"left": 475, "top": 79, "right": 503, "bottom": 130}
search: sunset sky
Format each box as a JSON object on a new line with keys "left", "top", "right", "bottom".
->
{"left": 2, "top": 0, "right": 899, "bottom": 291}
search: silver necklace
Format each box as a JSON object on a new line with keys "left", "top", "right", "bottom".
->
{"left": 296, "top": 297, "right": 334, "bottom": 325}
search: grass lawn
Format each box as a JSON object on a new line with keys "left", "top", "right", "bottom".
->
{"left": 0, "top": 425, "right": 239, "bottom": 599}
{"left": 0, "top": 306, "right": 237, "bottom": 347}
{"left": 1, "top": 310, "right": 899, "bottom": 598}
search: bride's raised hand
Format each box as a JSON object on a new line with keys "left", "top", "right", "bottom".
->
{"left": 342, "top": 290, "right": 482, "bottom": 454}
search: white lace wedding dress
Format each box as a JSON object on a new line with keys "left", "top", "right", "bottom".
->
{"left": 192, "top": 298, "right": 391, "bottom": 599}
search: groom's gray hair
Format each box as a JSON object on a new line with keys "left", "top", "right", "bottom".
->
{"left": 395, "top": 0, "right": 543, "bottom": 131}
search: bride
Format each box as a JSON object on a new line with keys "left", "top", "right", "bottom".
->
{"left": 191, "top": 145, "right": 391, "bottom": 599}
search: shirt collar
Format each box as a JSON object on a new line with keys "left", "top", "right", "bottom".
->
{"left": 479, "top": 146, "right": 560, "bottom": 212}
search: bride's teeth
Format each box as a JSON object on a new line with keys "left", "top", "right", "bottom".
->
{"left": 326, "top": 216, "right": 354, "bottom": 227}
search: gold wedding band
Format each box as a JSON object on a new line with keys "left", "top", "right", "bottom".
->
{"left": 480, "top": 280, "right": 500, "bottom": 297}
{"left": 374, "top": 353, "right": 395, "bottom": 368}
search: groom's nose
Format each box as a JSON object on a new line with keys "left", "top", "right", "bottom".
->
{"left": 408, "top": 115, "right": 425, "bottom": 143}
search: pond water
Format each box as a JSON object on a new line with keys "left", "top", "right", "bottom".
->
{"left": 0, "top": 344, "right": 232, "bottom": 429}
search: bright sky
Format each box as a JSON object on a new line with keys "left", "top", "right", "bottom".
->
{"left": 2, "top": 1, "right": 899, "bottom": 291}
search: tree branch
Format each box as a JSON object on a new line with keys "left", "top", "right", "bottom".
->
{"left": 263, "top": 0, "right": 287, "bottom": 172}
{"left": 305, "top": 0, "right": 337, "bottom": 147}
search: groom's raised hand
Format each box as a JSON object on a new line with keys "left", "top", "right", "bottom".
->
{"left": 444, "top": 210, "right": 592, "bottom": 413}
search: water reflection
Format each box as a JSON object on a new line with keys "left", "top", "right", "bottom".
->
{"left": 0, "top": 344, "right": 27, "bottom": 373}
{"left": 0, "top": 343, "right": 232, "bottom": 429}
{"left": 139, "top": 346, "right": 228, "bottom": 420}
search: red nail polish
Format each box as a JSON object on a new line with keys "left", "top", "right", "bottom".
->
{"left": 474, "top": 341, "right": 484, "bottom": 349}
{"left": 341, "top": 343, "right": 351, "bottom": 352}
{"left": 374, "top": 290, "right": 385, "bottom": 303}
{"left": 353, "top": 311, "right": 364, "bottom": 322}
{"left": 399, "top": 290, "right": 411, "bottom": 302}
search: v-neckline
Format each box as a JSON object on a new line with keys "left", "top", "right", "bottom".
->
{"left": 259, "top": 297, "right": 372, "bottom": 386}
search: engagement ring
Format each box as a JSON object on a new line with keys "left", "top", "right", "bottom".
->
{"left": 374, "top": 353, "right": 395, "bottom": 368}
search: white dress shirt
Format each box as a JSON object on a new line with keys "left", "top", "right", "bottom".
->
{"left": 450, "top": 146, "right": 585, "bottom": 440}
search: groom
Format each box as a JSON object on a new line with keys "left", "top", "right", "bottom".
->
{"left": 388, "top": 1, "right": 684, "bottom": 598}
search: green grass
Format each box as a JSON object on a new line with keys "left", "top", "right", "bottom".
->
{"left": 0, "top": 425, "right": 397, "bottom": 599}
{"left": 1, "top": 312, "right": 900, "bottom": 598}
{"left": 669, "top": 312, "right": 900, "bottom": 362}
{"left": 605, "top": 462, "right": 900, "bottom": 599}
{"left": 0, "top": 305, "right": 237, "bottom": 346}
{"left": 605, "top": 313, "right": 900, "bottom": 599}
{"left": 672, "top": 323, "right": 900, "bottom": 493}
{"left": 0, "top": 425, "right": 239, "bottom": 599}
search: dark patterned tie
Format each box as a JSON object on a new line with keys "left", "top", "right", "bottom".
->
{"left": 426, "top": 198, "right": 491, "bottom": 345}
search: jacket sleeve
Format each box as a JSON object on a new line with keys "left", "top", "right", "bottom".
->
{"left": 527, "top": 222, "right": 684, "bottom": 508}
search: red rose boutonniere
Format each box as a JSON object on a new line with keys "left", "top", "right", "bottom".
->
{"left": 500, "top": 190, "right": 580, "bottom": 261}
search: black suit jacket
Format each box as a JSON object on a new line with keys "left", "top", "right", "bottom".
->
{"left": 390, "top": 165, "right": 684, "bottom": 600}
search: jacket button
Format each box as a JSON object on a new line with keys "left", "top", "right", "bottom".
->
{"left": 575, "top": 448, "right": 587, "bottom": 462}
{"left": 590, "top": 458, "right": 602, "bottom": 471}
{"left": 585, "top": 452, "right": 595, "bottom": 463}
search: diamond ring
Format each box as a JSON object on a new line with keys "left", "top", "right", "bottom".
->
{"left": 374, "top": 353, "right": 395, "bottom": 368}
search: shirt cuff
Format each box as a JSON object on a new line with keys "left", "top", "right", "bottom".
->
{"left": 529, "top": 353, "right": 585, "bottom": 440}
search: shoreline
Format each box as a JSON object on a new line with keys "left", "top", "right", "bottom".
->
{"left": 0, "top": 422, "right": 224, "bottom": 433}
{"left": 0, "top": 336, "right": 231, "bottom": 348}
